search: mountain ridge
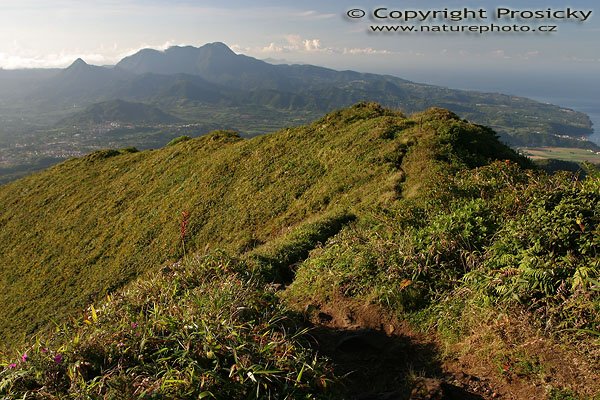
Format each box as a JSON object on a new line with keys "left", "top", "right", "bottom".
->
{"left": 0, "top": 103, "right": 526, "bottom": 346}
{"left": 1, "top": 103, "right": 598, "bottom": 399}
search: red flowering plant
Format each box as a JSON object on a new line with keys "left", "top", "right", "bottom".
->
{"left": 180, "top": 210, "right": 190, "bottom": 255}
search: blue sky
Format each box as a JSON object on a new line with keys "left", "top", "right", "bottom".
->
{"left": 0, "top": 0, "right": 597, "bottom": 78}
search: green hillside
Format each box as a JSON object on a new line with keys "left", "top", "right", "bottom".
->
{"left": 59, "top": 99, "right": 180, "bottom": 126}
{"left": 3, "top": 103, "right": 498, "bottom": 344}
{"left": 1, "top": 103, "right": 598, "bottom": 399}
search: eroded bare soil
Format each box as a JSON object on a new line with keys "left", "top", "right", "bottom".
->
{"left": 301, "top": 298, "right": 598, "bottom": 400}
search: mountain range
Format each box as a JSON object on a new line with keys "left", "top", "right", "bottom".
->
{"left": 0, "top": 42, "right": 596, "bottom": 185}
{"left": 0, "top": 42, "right": 594, "bottom": 141}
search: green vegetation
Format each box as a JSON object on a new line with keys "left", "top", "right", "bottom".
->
{"left": 285, "top": 161, "right": 600, "bottom": 333}
{"left": 0, "top": 253, "right": 333, "bottom": 398}
{"left": 1, "top": 103, "right": 598, "bottom": 398}
{"left": 58, "top": 99, "right": 181, "bottom": 126}
{"left": 166, "top": 135, "right": 192, "bottom": 146}
{"left": 0, "top": 103, "right": 415, "bottom": 346}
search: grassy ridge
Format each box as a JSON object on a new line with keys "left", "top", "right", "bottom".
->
{"left": 0, "top": 104, "right": 383, "bottom": 344}
{"left": 3, "top": 102, "right": 519, "bottom": 346}
{"left": 1, "top": 103, "right": 598, "bottom": 398}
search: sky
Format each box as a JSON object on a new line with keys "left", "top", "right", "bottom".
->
{"left": 0, "top": 0, "right": 598, "bottom": 80}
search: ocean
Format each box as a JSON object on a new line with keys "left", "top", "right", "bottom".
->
{"left": 393, "top": 67, "right": 600, "bottom": 145}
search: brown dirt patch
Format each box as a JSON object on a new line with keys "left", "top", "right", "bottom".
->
{"left": 304, "top": 298, "right": 495, "bottom": 399}
{"left": 299, "top": 297, "right": 599, "bottom": 399}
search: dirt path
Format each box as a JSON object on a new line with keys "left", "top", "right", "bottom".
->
{"left": 305, "top": 300, "right": 502, "bottom": 399}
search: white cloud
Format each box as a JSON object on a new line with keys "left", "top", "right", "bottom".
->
{"left": 295, "top": 10, "right": 337, "bottom": 20}
{"left": 249, "top": 35, "right": 329, "bottom": 54}
{"left": 303, "top": 39, "right": 322, "bottom": 52}
{"left": 0, "top": 51, "right": 104, "bottom": 69}
{"left": 236, "top": 35, "right": 402, "bottom": 59}
{"left": 229, "top": 44, "right": 249, "bottom": 54}
{"left": 285, "top": 35, "right": 303, "bottom": 47}
{"left": 491, "top": 49, "right": 504, "bottom": 57}
{"left": 520, "top": 51, "right": 540, "bottom": 60}
{"left": 261, "top": 43, "right": 284, "bottom": 53}
{"left": 343, "top": 47, "right": 394, "bottom": 55}
{"left": 0, "top": 40, "right": 183, "bottom": 69}
{"left": 491, "top": 50, "right": 511, "bottom": 59}
{"left": 562, "top": 55, "right": 600, "bottom": 63}
{"left": 117, "top": 40, "right": 185, "bottom": 59}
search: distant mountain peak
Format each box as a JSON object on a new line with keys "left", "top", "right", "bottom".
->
{"left": 115, "top": 42, "right": 251, "bottom": 77}
{"left": 69, "top": 58, "right": 89, "bottom": 68}
{"left": 62, "top": 58, "right": 94, "bottom": 76}
{"left": 205, "top": 42, "right": 236, "bottom": 54}
{"left": 165, "top": 45, "right": 194, "bottom": 51}
{"left": 163, "top": 42, "right": 236, "bottom": 56}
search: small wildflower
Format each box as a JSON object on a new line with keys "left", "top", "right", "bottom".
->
{"left": 8, "top": 363, "right": 17, "bottom": 369}
{"left": 54, "top": 354, "right": 63, "bottom": 364}
{"left": 131, "top": 322, "right": 138, "bottom": 329}
{"left": 21, "top": 353, "right": 28, "bottom": 362}
{"left": 180, "top": 210, "right": 191, "bottom": 255}
{"left": 41, "top": 348, "right": 48, "bottom": 353}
